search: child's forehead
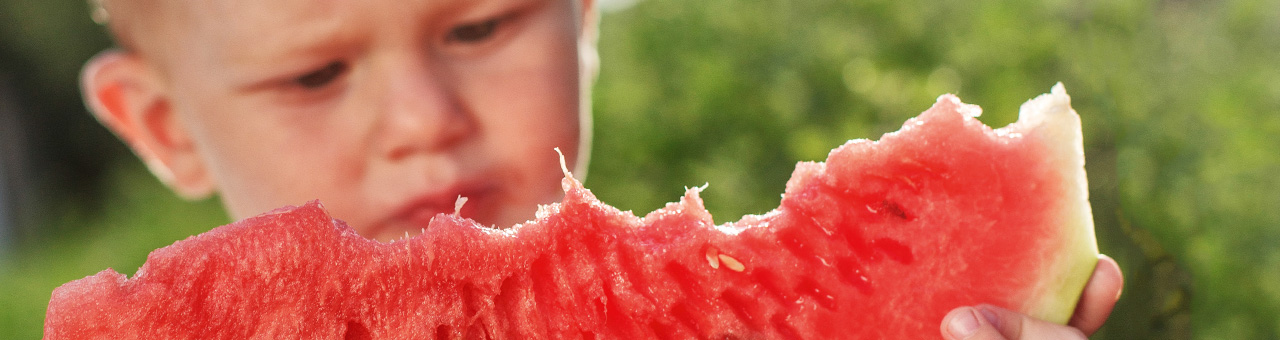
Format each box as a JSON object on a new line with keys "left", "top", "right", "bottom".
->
{"left": 174, "top": 1, "right": 414, "bottom": 63}
{"left": 128, "top": 0, "right": 574, "bottom": 81}
{"left": 184, "top": 0, "right": 542, "bottom": 23}
{"left": 176, "top": 0, "right": 345, "bottom": 36}
{"left": 189, "top": 0, "right": 556, "bottom": 55}
{"left": 113, "top": 0, "right": 561, "bottom": 53}
{"left": 138, "top": 0, "right": 388, "bottom": 65}
{"left": 191, "top": 0, "right": 340, "bottom": 22}
{"left": 174, "top": 0, "right": 530, "bottom": 44}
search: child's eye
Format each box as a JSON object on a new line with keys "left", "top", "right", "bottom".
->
{"left": 446, "top": 18, "right": 501, "bottom": 43}
{"left": 294, "top": 61, "right": 347, "bottom": 89}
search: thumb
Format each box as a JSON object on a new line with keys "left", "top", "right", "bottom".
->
{"left": 941, "top": 305, "right": 1088, "bottom": 340}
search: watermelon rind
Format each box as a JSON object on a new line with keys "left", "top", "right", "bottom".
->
{"left": 1000, "top": 83, "right": 1099, "bottom": 323}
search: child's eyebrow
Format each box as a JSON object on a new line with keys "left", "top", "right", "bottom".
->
{"left": 212, "top": 5, "right": 371, "bottom": 77}
{"left": 186, "top": 0, "right": 336, "bottom": 52}
{"left": 207, "top": 0, "right": 538, "bottom": 82}
{"left": 228, "top": 20, "right": 365, "bottom": 63}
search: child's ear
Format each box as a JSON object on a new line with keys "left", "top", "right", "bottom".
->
{"left": 81, "top": 50, "right": 215, "bottom": 200}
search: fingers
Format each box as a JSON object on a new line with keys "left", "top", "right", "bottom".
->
{"left": 1068, "top": 254, "right": 1124, "bottom": 335}
{"left": 941, "top": 254, "right": 1123, "bottom": 339}
{"left": 942, "top": 305, "right": 1089, "bottom": 340}
{"left": 941, "top": 306, "right": 1010, "bottom": 340}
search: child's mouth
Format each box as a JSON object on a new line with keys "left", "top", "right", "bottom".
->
{"left": 376, "top": 179, "right": 500, "bottom": 240}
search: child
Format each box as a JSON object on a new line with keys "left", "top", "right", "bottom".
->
{"left": 82, "top": 0, "right": 595, "bottom": 243}
{"left": 80, "top": 0, "right": 1120, "bottom": 338}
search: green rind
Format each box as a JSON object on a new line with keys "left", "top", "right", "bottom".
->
{"left": 1005, "top": 84, "right": 1100, "bottom": 324}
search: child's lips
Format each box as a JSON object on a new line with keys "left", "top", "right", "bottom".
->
{"left": 376, "top": 179, "right": 499, "bottom": 238}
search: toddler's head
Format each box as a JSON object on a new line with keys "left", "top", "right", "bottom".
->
{"left": 82, "top": 0, "right": 598, "bottom": 240}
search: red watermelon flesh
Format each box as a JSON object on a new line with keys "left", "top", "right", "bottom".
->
{"left": 44, "top": 84, "right": 1098, "bottom": 339}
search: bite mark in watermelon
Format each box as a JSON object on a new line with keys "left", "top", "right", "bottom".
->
{"left": 44, "top": 84, "right": 1099, "bottom": 339}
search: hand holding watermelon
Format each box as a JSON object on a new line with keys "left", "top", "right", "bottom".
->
{"left": 942, "top": 255, "right": 1123, "bottom": 340}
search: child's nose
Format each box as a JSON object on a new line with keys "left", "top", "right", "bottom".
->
{"left": 378, "top": 63, "right": 477, "bottom": 161}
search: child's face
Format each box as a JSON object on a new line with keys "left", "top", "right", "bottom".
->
{"left": 138, "top": 0, "right": 590, "bottom": 240}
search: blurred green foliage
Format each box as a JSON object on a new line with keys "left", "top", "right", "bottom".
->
{"left": 2, "top": 0, "right": 1279, "bottom": 339}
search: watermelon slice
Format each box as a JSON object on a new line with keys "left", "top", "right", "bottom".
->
{"left": 44, "top": 84, "right": 1098, "bottom": 339}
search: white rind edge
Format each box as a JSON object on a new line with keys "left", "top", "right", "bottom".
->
{"left": 1013, "top": 83, "right": 1101, "bottom": 324}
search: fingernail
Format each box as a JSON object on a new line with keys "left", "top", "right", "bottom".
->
{"left": 977, "top": 305, "right": 1001, "bottom": 330}
{"left": 948, "top": 308, "right": 981, "bottom": 338}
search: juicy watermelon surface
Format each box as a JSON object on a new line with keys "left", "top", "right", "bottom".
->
{"left": 45, "top": 85, "right": 1098, "bottom": 339}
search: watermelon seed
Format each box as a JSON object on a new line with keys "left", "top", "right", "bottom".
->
{"left": 867, "top": 199, "right": 912, "bottom": 221}
{"left": 717, "top": 254, "right": 745, "bottom": 272}
{"left": 705, "top": 247, "right": 721, "bottom": 269}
